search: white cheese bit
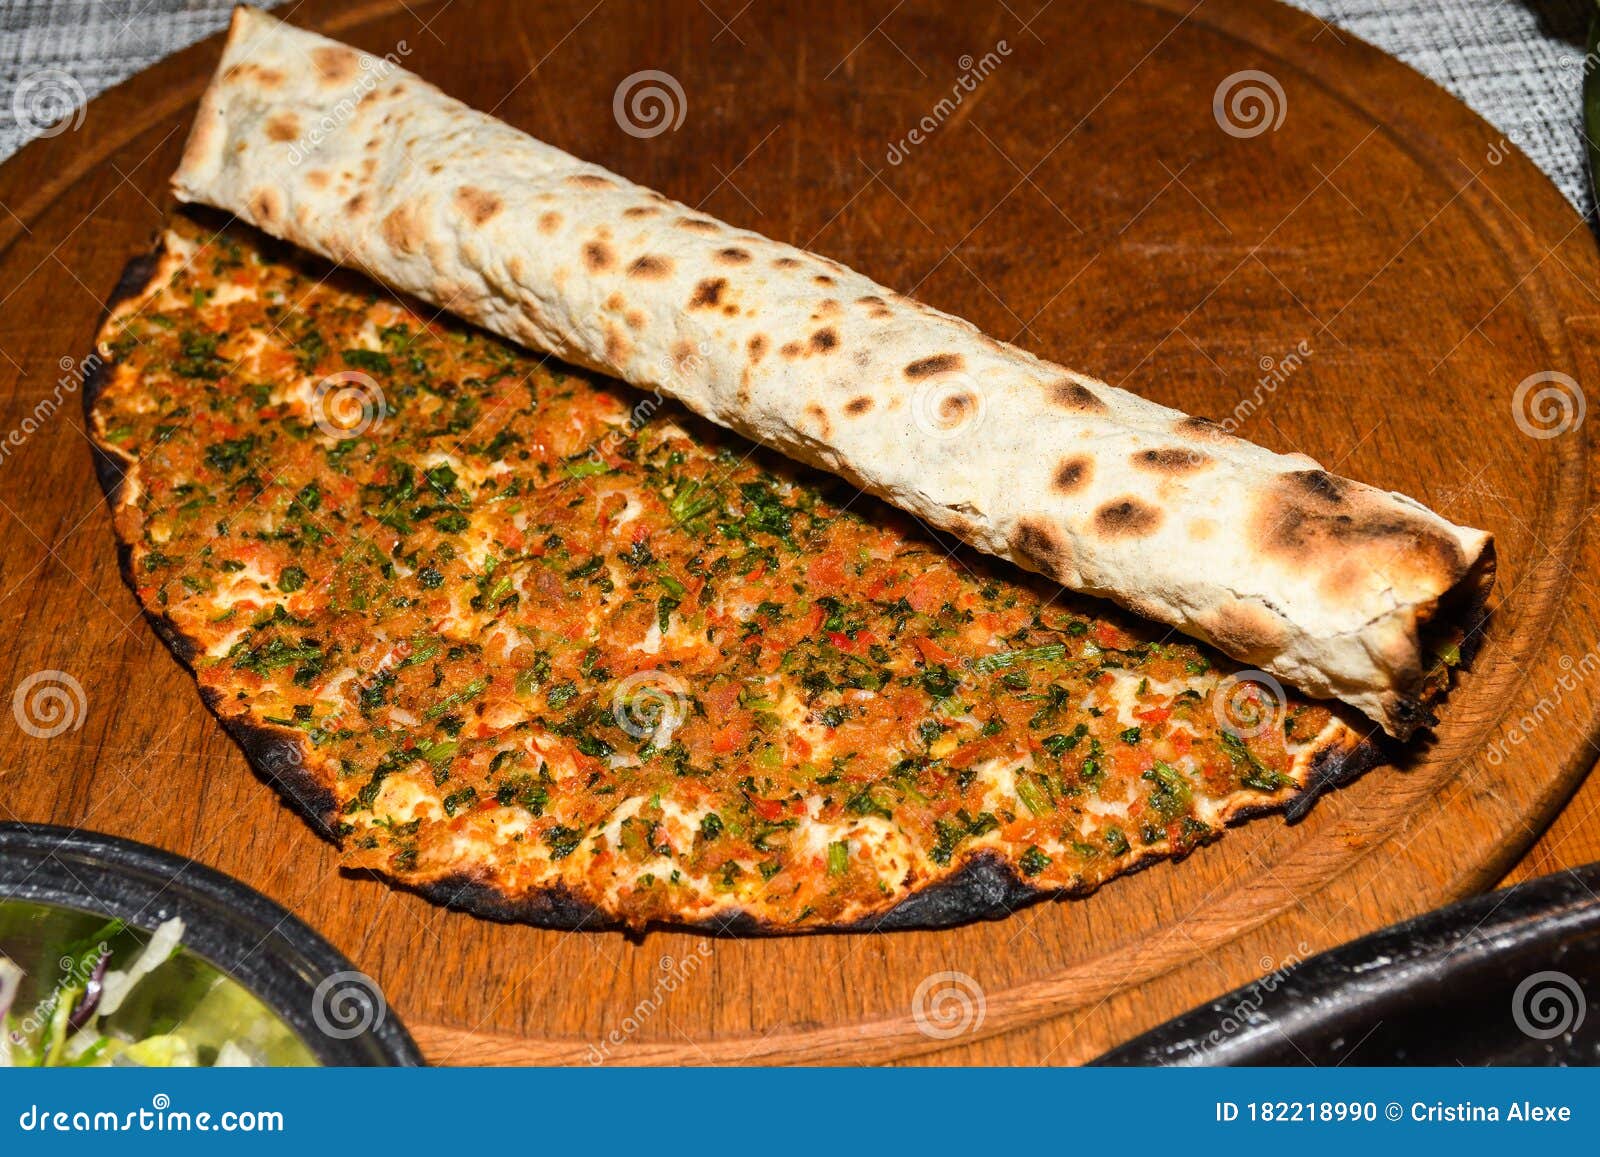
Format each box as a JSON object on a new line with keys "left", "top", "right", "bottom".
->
{"left": 633, "top": 618, "right": 662, "bottom": 655}
{"left": 375, "top": 776, "right": 439, "bottom": 824}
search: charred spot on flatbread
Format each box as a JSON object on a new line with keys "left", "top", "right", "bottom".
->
{"left": 627, "top": 254, "right": 672, "bottom": 279}
{"left": 810, "top": 327, "right": 839, "bottom": 353}
{"left": 264, "top": 112, "right": 300, "bottom": 142}
{"left": 669, "top": 340, "right": 699, "bottom": 374}
{"left": 311, "top": 46, "right": 361, "bottom": 85}
{"left": 247, "top": 187, "right": 284, "bottom": 228}
{"left": 905, "top": 353, "right": 963, "bottom": 379}
{"left": 845, "top": 396, "right": 873, "bottom": 416}
{"left": 454, "top": 186, "right": 503, "bottom": 226}
{"left": 583, "top": 240, "right": 615, "bottom": 273}
{"left": 381, "top": 203, "right": 425, "bottom": 254}
{"left": 1134, "top": 447, "right": 1212, "bottom": 473}
{"left": 223, "top": 62, "right": 285, "bottom": 89}
{"left": 604, "top": 324, "right": 630, "bottom": 363}
{"left": 857, "top": 295, "right": 894, "bottom": 320}
{"left": 1053, "top": 456, "right": 1093, "bottom": 494}
{"left": 1093, "top": 498, "right": 1162, "bottom": 538}
{"left": 1049, "top": 379, "right": 1107, "bottom": 413}
{"left": 1285, "top": 469, "right": 1347, "bottom": 503}
{"left": 936, "top": 390, "right": 977, "bottom": 425}
{"left": 716, "top": 247, "right": 752, "bottom": 265}
{"left": 1195, "top": 598, "right": 1288, "bottom": 657}
{"left": 1253, "top": 471, "right": 1471, "bottom": 601}
{"left": 1009, "top": 516, "right": 1073, "bottom": 577}
{"left": 1175, "top": 415, "right": 1232, "bottom": 441}
{"left": 688, "top": 278, "right": 727, "bottom": 309}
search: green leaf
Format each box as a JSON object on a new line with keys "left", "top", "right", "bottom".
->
{"left": 1142, "top": 760, "right": 1192, "bottom": 819}
{"left": 973, "top": 643, "right": 1064, "bottom": 673}
{"left": 340, "top": 348, "right": 392, "bottom": 374}
{"left": 1019, "top": 845, "right": 1051, "bottom": 877}
{"left": 1015, "top": 772, "right": 1051, "bottom": 817}
{"left": 563, "top": 457, "right": 612, "bottom": 480}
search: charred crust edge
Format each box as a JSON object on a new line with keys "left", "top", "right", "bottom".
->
{"left": 85, "top": 246, "right": 159, "bottom": 537}
{"left": 1283, "top": 729, "right": 1386, "bottom": 823}
{"left": 1388, "top": 537, "right": 1497, "bottom": 741}
{"left": 87, "top": 244, "right": 342, "bottom": 829}
{"left": 388, "top": 718, "right": 1380, "bottom": 935}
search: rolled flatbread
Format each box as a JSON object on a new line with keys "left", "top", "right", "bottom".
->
{"left": 171, "top": 6, "right": 1494, "bottom": 738}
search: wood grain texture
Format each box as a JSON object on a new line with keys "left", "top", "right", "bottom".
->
{"left": 0, "top": 0, "right": 1596, "bottom": 1066}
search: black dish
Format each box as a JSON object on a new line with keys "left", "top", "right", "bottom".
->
{"left": 0, "top": 822, "right": 423, "bottom": 1066}
{"left": 1093, "top": 862, "right": 1600, "bottom": 1065}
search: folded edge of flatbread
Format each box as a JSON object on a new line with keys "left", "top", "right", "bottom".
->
{"left": 170, "top": 6, "right": 1495, "bottom": 739}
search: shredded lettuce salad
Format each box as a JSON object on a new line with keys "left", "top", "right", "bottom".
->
{"left": 1, "top": 915, "right": 313, "bottom": 1067}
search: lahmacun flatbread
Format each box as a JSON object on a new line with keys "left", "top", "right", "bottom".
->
{"left": 87, "top": 217, "right": 1377, "bottom": 931}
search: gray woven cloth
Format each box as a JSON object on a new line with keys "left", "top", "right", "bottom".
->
{"left": 0, "top": 0, "right": 1591, "bottom": 210}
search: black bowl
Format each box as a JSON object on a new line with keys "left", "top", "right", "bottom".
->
{"left": 1093, "top": 862, "right": 1600, "bottom": 1065}
{"left": 0, "top": 822, "right": 423, "bottom": 1066}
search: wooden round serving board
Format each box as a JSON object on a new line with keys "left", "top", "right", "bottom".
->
{"left": 2, "top": 0, "right": 1598, "bottom": 1066}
